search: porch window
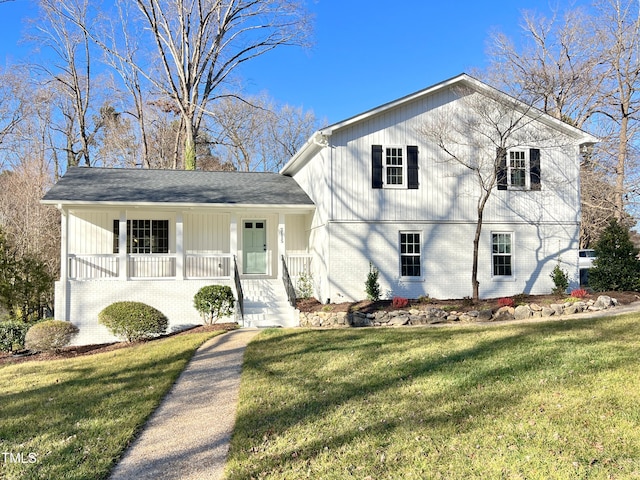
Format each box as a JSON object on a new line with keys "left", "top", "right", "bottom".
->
{"left": 113, "top": 220, "right": 169, "bottom": 254}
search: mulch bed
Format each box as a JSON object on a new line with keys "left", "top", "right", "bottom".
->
{"left": 296, "top": 291, "right": 640, "bottom": 314}
{"left": 0, "top": 323, "right": 238, "bottom": 366}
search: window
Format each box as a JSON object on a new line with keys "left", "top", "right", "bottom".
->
{"left": 385, "top": 147, "right": 405, "bottom": 187}
{"left": 492, "top": 233, "right": 512, "bottom": 276}
{"left": 497, "top": 148, "right": 541, "bottom": 191}
{"left": 113, "top": 220, "right": 169, "bottom": 254}
{"left": 509, "top": 150, "right": 527, "bottom": 188}
{"left": 372, "top": 145, "right": 419, "bottom": 189}
{"left": 400, "top": 232, "right": 421, "bottom": 277}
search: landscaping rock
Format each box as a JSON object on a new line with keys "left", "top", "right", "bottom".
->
{"left": 493, "top": 309, "right": 515, "bottom": 322}
{"left": 530, "top": 303, "right": 542, "bottom": 312}
{"left": 388, "top": 315, "right": 409, "bottom": 326}
{"left": 514, "top": 305, "right": 532, "bottom": 320}
{"left": 541, "top": 307, "right": 555, "bottom": 317}
{"left": 550, "top": 304, "right": 564, "bottom": 316}
{"left": 594, "top": 295, "right": 613, "bottom": 309}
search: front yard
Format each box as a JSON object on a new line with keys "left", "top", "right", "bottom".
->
{"left": 226, "top": 314, "right": 640, "bottom": 479}
{"left": 0, "top": 330, "right": 224, "bottom": 480}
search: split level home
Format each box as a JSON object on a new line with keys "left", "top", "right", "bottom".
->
{"left": 42, "top": 74, "right": 597, "bottom": 345}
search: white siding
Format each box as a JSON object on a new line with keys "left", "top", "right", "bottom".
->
{"left": 184, "top": 212, "right": 230, "bottom": 253}
{"left": 68, "top": 210, "right": 115, "bottom": 254}
{"left": 325, "top": 221, "right": 579, "bottom": 302}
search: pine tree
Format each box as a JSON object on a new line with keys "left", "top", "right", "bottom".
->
{"left": 589, "top": 219, "right": 640, "bottom": 291}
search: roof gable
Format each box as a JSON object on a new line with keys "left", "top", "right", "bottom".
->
{"left": 42, "top": 167, "right": 314, "bottom": 206}
{"left": 281, "top": 73, "right": 598, "bottom": 175}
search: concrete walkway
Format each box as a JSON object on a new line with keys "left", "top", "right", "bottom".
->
{"left": 109, "top": 328, "right": 260, "bottom": 480}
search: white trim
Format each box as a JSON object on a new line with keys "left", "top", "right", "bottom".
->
{"left": 491, "top": 231, "right": 515, "bottom": 281}
{"left": 383, "top": 145, "right": 407, "bottom": 189}
{"left": 399, "top": 230, "right": 423, "bottom": 280}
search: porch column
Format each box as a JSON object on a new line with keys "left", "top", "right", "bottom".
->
{"left": 230, "top": 214, "right": 238, "bottom": 276}
{"left": 118, "top": 211, "right": 127, "bottom": 280}
{"left": 58, "top": 205, "right": 69, "bottom": 321}
{"left": 278, "top": 213, "right": 285, "bottom": 279}
{"left": 176, "top": 212, "right": 184, "bottom": 279}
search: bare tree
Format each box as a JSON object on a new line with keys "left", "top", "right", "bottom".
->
{"left": 86, "top": 0, "right": 311, "bottom": 170}
{"left": 210, "top": 95, "right": 320, "bottom": 171}
{"left": 419, "top": 85, "right": 558, "bottom": 301}
{"left": 485, "top": 0, "right": 640, "bottom": 241}
{"left": 29, "top": 0, "right": 102, "bottom": 167}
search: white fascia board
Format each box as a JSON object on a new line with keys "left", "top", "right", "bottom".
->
{"left": 41, "top": 200, "right": 315, "bottom": 212}
{"left": 280, "top": 131, "right": 329, "bottom": 175}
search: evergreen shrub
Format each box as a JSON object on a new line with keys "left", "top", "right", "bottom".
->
{"left": 98, "top": 302, "right": 168, "bottom": 342}
{"left": 24, "top": 320, "right": 78, "bottom": 352}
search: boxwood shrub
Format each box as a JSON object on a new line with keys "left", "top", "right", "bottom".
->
{"left": 98, "top": 301, "right": 168, "bottom": 342}
{"left": 0, "top": 320, "right": 30, "bottom": 352}
{"left": 24, "top": 320, "right": 79, "bottom": 352}
{"left": 193, "top": 285, "right": 235, "bottom": 324}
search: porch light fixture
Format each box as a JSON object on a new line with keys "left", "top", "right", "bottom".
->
{"left": 279, "top": 226, "right": 284, "bottom": 243}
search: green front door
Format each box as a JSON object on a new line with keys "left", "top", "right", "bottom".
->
{"left": 243, "top": 220, "right": 267, "bottom": 274}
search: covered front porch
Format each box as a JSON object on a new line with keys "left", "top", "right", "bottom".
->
{"left": 54, "top": 205, "right": 314, "bottom": 327}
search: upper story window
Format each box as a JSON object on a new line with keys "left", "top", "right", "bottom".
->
{"left": 509, "top": 150, "right": 528, "bottom": 188}
{"left": 113, "top": 220, "right": 169, "bottom": 254}
{"left": 385, "top": 147, "right": 405, "bottom": 187}
{"left": 372, "top": 145, "right": 419, "bottom": 189}
{"left": 497, "top": 148, "right": 541, "bottom": 191}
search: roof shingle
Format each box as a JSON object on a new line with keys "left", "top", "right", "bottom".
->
{"left": 42, "top": 167, "right": 314, "bottom": 206}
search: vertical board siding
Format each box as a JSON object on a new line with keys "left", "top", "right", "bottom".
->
{"left": 68, "top": 211, "right": 115, "bottom": 254}
{"left": 285, "top": 214, "right": 310, "bottom": 252}
{"left": 184, "top": 212, "right": 230, "bottom": 253}
{"left": 325, "top": 86, "right": 580, "bottom": 225}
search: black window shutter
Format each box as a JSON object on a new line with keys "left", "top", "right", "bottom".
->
{"left": 529, "top": 148, "right": 541, "bottom": 191}
{"left": 372, "top": 145, "right": 383, "bottom": 189}
{"left": 407, "top": 145, "right": 419, "bottom": 189}
{"left": 496, "top": 147, "right": 507, "bottom": 190}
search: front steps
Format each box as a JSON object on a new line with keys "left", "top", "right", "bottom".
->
{"left": 240, "top": 278, "right": 299, "bottom": 328}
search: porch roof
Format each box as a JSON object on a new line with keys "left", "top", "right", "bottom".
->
{"left": 42, "top": 167, "right": 315, "bottom": 207}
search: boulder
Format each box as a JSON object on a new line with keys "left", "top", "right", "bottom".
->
{"left": 594, "top": 295, "right": 613, "bottom": 309}
{"left": 388, "top": 315, "right": 409, "bottom": 326}
{"left": 514, "top": 305, "right": 532, "bottom": 320}
{"left": 477, "top": 309, "right": 494, "bottom": 322}
{"left": 493, "top": 309, "right": 515, "bottom": 322}
{"left": 541, "top": 307, "right": 555, "bottom": 317}
{"left": 550, "top": 304, "right": 564, "bottom": 316}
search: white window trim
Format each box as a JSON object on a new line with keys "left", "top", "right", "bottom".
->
{"left": 507, "top": 148, "right": 530, "bottom": 190}
{"left": 383, "top": 145, "right": 407, "bottom": 189}
{"left": 399, "top": 230, "right": 423, "bottom": 280}
{"left": 491, "top": 231, "right": 515, "bottom": 281}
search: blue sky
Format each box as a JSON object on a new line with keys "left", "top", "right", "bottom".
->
{"left": 0, "top": 0, "right": 583, "bottom": 126}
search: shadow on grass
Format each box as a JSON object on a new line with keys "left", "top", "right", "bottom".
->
{"left": 227, "top": 314, "right": 640, "bottom": 478}
{"left": 0, "top": 332, "right": 222, "bottom": 480}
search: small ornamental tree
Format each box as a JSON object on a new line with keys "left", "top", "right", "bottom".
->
{"left": 365, "top": 263, "right": 381, "bottom": 301}
{"left": 589, "top": 219, "right": 640, "bottom": 291}
{"left": 550, "top": 260, "right": 569, "bottom": 296}
{"left": 24, "top": 320, "right": 79, "bottom": 352}
{"left": 193, "top": 285, "right": 235, "bottom": 324}
{"left": 98, "top": 302, "right": 168, "bottom": 342}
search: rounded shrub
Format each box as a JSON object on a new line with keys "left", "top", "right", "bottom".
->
{"left": 0, "top": 320, "right": 30, "bottom": 352}
{"left": 193, "top": 285, "right": 235, "bottom": 324}
{"left": 24, "top": 320, "right": 79, "bottom": 352}
{"left": 98, "top": 301, "right": 168, "bottom": 342}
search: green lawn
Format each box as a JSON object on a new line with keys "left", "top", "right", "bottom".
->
{"left": 0, "top": 331, "right": 223, "bottom": 480}
{"left": 227, "top": 315, "right": 640, "bottom": 479}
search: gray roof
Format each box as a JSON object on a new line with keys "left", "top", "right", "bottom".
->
{"left": 42, "top": 167, "right": 314, "bottom": 206}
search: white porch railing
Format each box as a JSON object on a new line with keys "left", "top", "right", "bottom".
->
{"left": 68, "top": 253, "right": 233, "bottom": 280}
{"left": 128, "top": 255, "right": 176, "bottom": 278}
{"left": 68, "top": 252, "right": 309, "bottom": 280}
{"left": 285, "top": 253, "right": 313, "bottom": 277}
{"left": 69, "top": 254, "right": 119, "bottom": 279}
{"left": 185, "top": 254, "right": 232, "bottom": 278}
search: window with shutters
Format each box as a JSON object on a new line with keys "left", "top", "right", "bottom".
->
{"left": 372, "top": 145, "right": 419, "bottom": 189}
{"left": 497, "top": 148, "right": 541, "bottom": 191}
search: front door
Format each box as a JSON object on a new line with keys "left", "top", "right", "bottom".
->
{"left": 243, "top": 220, "right": 267, "bottom": 274}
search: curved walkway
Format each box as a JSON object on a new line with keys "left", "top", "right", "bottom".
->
{"left": 109, "top": 328, "right": 260, "bottom": 480}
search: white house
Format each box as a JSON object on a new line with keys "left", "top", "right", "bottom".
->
{"left": 43, "top": 74, "right": 597, "bottom": 344}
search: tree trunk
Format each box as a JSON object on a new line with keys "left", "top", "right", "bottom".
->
{"left": 184, "top": 120, "right": 196, "bottom": 170}
{"left": 472, "top": 209, "right": 483, "bottom": 302}
{"left": 614, "top": 113, "right": 628, "bottom": 220}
